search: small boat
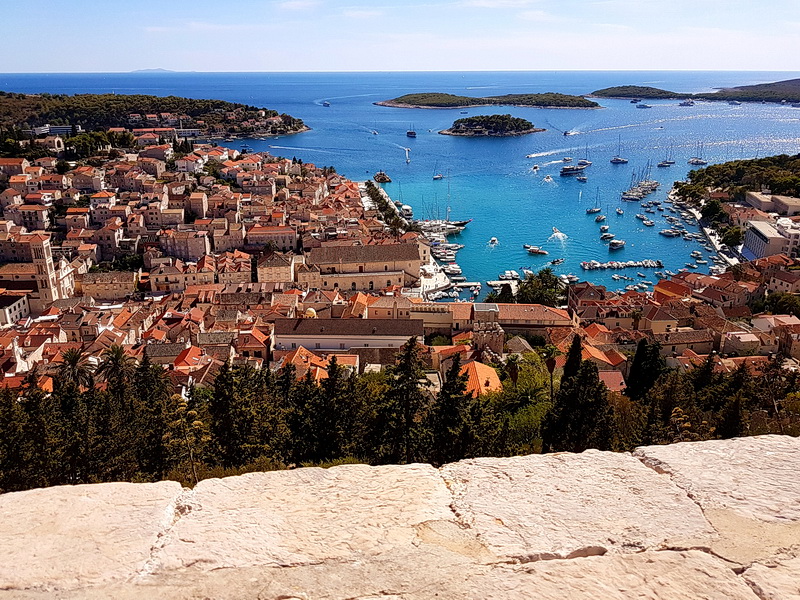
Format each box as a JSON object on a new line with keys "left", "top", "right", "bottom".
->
{"left": 688, "top": 157, "right": 708, "bottom": 166}
{"left": 433, "top": 173, "right": 444, "bottom": 180}
{"left": 552, "top": 227, "right": 562, "bottom": 234}
{"left": 543, "top": 175, "right": 553, "bottom": 182}
{"left": 576, "top": 175, "right": 588, "bottom": 182}
{"left": 600, "top": 225, "right": 609, "bottom": 232}
{"left": 406, "top": 127, "right": 417, "bottom": 138}
{"left": 527, "top": 246, "right": 549, "bottom": 255}
{"left": 616, "top": 207, "right": 624, "bottom": 215}
{"left": 636, "top": 103, "right": 652, "bottom": 109}
{"left": 729, "top": 100, "right": 742, "bottom": 106}
{"left": 586, "top": 207, "right": 601, "bottom": 214}
{"left": 562, "top": 157, "right": 573, "bottom": 162}
{"left": 609, "top": 239, "right": 626, "bottom": 249}
{"left": 532, "top": 164, "right": 539, "bottom": 170}
{"left": 322, "top": 101, "right": 331, "bottom": 107}
{"left": 679, "top": 100, "right": 695, "bottom": 107}
{"left": 686, "top": 263, "right": 698, "bottom": 268}
{"left": 637, "top": 272, "right": 646, "bottom": 277}
{"left": 489, "top": 237, "right": 498, "bottom": 245}
{"left": 526, "top": 153, "right": 537, "bottom": 158}
{"left": 373, "top": 171, "right": 391, "bottom": 183}
{"left": 600, "top": 233, "right": 615, "bottom": 240}
{"left": 643, "top": 219, "right": 655, "bottom": 226}
{"left": 630, "top": 99, "right": 640, "bottom": 104}
{"left": 549, "top": 258, "right": 565, "bottom": 265}
{"left": 595, "top": 214, "right": 606, "bottom": 222}
{"left": 610, "top": 156, "right": 628, "bottom": 164}
{"left": 657, "top": 160, "right": 671, "bottom": 168}
{"left": 460, "top": 110, "right": 468, "bottom": 114}
{"left": 577, "top": 159, "right": 592, "bottom": 166}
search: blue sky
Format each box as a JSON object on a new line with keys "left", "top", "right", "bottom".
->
{"left": 3, "top": 0, "right": 800, "bottom": 72}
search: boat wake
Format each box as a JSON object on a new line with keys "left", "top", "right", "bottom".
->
{"left": 549, "top": 231, "right": 568, "bottom": 242}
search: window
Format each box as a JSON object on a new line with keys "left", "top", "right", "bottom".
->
{"left": 369, "top": 281, "right": 374, "bottom": 290}
{"left": 340, "top": 343, "right": 345, "bottom": 350}
{"left": 315, "top": 343, "right": 321, "bottom": 349}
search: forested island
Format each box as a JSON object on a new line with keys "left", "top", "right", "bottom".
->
{"left": 0, "top": 90, "right": 307, "bottom": 136}
{"left": 591, "top": 78, "right": 800, "bottom": 103}
{"left": 439, "top": 114, "right": 543, "bottom": 137}
{"left": 376, "top": 92, "right": 599, "bottom": 109}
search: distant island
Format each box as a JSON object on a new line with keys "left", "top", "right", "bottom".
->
{"left": 439, "top": 114, "right": 543, "bottom": 137}
{"left": 591, "top": 79, "right": 800, "bottom": 103}
{"left": 0, "top": 91, "right": 307, "bottom": 137}
{"left": 376, "top": 92, "right": 599, "bottom": 109}
{"left": 130, "top": 68, "right": 177, "bottom": 73}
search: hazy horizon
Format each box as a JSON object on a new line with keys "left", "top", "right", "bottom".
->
{"left": 3, "top": 0, "right": 799, "bottom": 73}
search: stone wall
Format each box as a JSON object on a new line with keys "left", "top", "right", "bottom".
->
{"left": 1, "top": 435, "right": 799, "bottom": 599}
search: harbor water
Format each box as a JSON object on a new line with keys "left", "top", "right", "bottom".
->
{"left": 4, "top": 71, "right": 800, "bottom": 292}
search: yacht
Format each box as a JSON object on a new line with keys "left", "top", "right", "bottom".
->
{"left": 549, "top": 258, "right": 565, "bottom": 265}
{"left": 577, "top": 159, "right": 592, "bottom": 166}
{"left": 600, "top": 233, "right": 615, "bottom": 240}
{"left": 688, "top": 157, "right": 708, "bottom": 166}
{"left": 432, "top": 173, "right": 444, "bottom": 180}
{"left": 586, "top": 207, "right": 602, "bottom": 214}
{"left": 560, "top": 164, "right": 588, "bottom": 176}
{"left": 609, "top": 239, "right": 626, "bottom": 249}
{"left": 526, "top": 246, "right": 549, "bottom": 255}
{"left": 406, "top": 127, "right": 417, "bottom": 138}
{"left": 595, "top": 214, "right": 606, "bottom": 222}
{"left": 611, "top": 156, "right": 629, "bottom": 164}
{"left": 636, "top": 103, "right": 653, "bottom": 109}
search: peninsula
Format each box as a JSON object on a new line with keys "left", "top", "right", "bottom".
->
{"left": 591, "top": 78, "right": 800, "bottom": 103}
{"left": 439, "top": 114, "right": 543, "bottom": 137}
{"left": 0, "top": 91, "right": 308, "bottom": 138}
{"left": 376, "top": 92, "right": 599, "bottom": 109}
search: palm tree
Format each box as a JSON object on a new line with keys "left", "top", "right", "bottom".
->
{"left": 96, "top": 344, "right": 136, "bottom": 402}
{"left": 539, "top": 345, "right": 562, "bottom": 403}
{"left": 56, "top": 348, "right": 94, "bottom": 391}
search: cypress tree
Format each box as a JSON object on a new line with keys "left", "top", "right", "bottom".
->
{"left": 384, "top": 337, "right": 430, "bottom": 463}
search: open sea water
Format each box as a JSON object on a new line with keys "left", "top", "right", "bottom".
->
{"left": 3, "top": 71, "right": 800, "bottom": 292}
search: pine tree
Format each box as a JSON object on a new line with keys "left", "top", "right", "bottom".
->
{"left": 626, "top": 340, "right": 666, "bottom": 402}
{"left": 0, "top": 386, "right": 26, "bottom": 491}
{"left": 541, "top": 360, "right": 611, "bottom": 453}
{"left": 384, "top": 337, "right": 431, "bottom": 463}
{"left": 562, "top": 334, "right": 583, "bottom": 384}
{"left": 429, "top": 354, "right": 471, "bottom": 465}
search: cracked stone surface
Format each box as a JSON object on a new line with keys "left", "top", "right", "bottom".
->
{"left": 743, "top": 553, "right": 800, "bottom": 600}
{"left": 0, "top": 480, "right": 183, "bottom": 591}
{"left": 634, "top": 435, "right": 800, "bottom": 523}
{"left": 0, "top": 437, "right": 797, "bottom": 598}
{"left": 441, "top": 450, "right": 716, "bottom": 561}
{"left": 154, "top": 463, "right": 464, "bottom": 571}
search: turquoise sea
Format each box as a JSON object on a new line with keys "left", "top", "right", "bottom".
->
{"left": 3, "top": 71, "right": 800, "bottom": 291}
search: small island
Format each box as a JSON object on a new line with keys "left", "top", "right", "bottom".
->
{"left": 590, "top": 78, "right": 800, "bottom": 104}
{"left": 377, "top": 92, "right": 599, "bottom": 109}
{"left": 439, "top": 114, "right": 544, "bottom": 137}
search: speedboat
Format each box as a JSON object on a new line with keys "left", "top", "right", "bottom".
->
{"left": 609, "top": 239, "right": 626, "bottom": 249}
{"left": 527, "top": 246, "right": 549, "bottom": 255}
{"left": 616, "top": 207, "right": 624, "bottom": 215}
{"left": 433, "top": 173, "right": 444, "bottom": 180}
{"left": 595, "top": 214, "right": 606, "bottom": 222}
{"left": 489, "top": 237, "right": 498, "bottom": 245}
{"left": 563, "top": 157, "right": 573, "bottom": 162}
{"left": 549, "top": 258, "right": 565, "bottom": 265}
{"left": 610, "top": 156, "right": 629, "bottom": 164}
{"left": 576, "top": 175, "right": 588, "bottom": 182}
{"left": 543, "top": 175, "right": 553, "bottom": 182}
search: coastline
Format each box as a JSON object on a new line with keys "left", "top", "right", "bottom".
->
{"left": 374, "top": 100, "right": 600, "bottom": 110}
{"left": 438, "top": 127, "right": 546, "bottom": 137}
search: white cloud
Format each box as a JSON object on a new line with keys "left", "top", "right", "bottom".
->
{"left": 518, "top": 9, "right": 560, "bottom": 22}
{"left": 462, "top": 0, "right": 539, "bottom": 7}
{"left": 275, "top": 0, "right": 320, "bottom": 10}
{"left": 341, "top": 8, "right": 383, "bottom": 18}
